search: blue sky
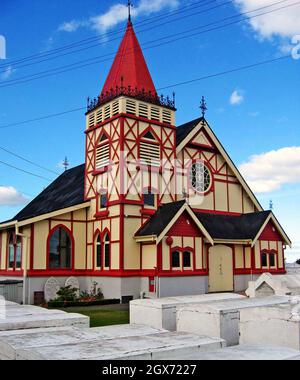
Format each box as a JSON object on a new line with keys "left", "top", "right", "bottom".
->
{"left": 0, "top": 0, "right": 299, "bottom": 261}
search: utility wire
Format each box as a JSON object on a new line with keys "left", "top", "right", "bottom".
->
{"left": 0, "top": 0, "right": 298, "bottom": 88}
{"left": 0, "top": 160, "right": 53, "bottom": 182}
{"left": 0, "top": 146, "right": 60, "bottom": 175}
{"left": 0, "top": 54, "right": 291, "bottom": 130}
{"left": 0, "top": 0, "right": 221, "bottom": 69}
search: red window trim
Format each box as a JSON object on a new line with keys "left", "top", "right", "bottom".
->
{"left": 93, "top": 228, "right": 111, "bottom": 271}
{"left": 6, "top": 231, "right": 23, "bottom": 272}
{"left": 170, "top": 247, "right": 195, "bottom": 272}
{"left": 47, "top": 225, "right": 74, "bottom": 271}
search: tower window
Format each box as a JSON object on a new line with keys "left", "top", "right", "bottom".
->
{"left": 140, "top": 141, "right": 160, "bottom": 167}
{"left": 126, "top": 99, "right": 136, "bottom": 115}
{"left": 150, "top": 106, "right": 160, "bottom": 121}
{"left": 99, "top": 191, "right": 107, "bottom": 209}
{"left": 143, "top": 189, "right": 156, "bottom": 207}
{"left": 96, "top": 137, "right": 110, "bottom": 170}
{"left": 139, "top": 103, "right": 148, "bottom": 118}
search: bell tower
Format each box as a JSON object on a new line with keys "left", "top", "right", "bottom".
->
{"left": 84, "top": 19, "right": 176, "bottom": 209}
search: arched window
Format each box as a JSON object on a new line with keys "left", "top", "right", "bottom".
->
{"left": 183, "top": 251, "right": 192, "bottom": 269}
{"left": 7, "top": 233, "right": 22, "bottom": 270}
{"left": 8, "top": 234, "right": 15, "bottom": 269}
{"left": 104, "top": 233, "right": 110, "bottom": 269}
{"left": 95, "top": 234, "right": 102, "bottom": 269}
{"left": 171, "top": 249, "right": 193, "bottom": 271}
{"left": 49, "top": 227, "right": 72, "bottom": 269}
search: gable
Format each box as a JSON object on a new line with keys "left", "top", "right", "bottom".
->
{"left": 259, "top": 221, "right": 284, "bottom": 242}
{"left": 176, "top": 119, "right": 263, "bottom": 213}
{"left": 167, "top": 211, "right": 201, "bottom": 237}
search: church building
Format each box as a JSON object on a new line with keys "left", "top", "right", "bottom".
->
{"left": 0, "top": 17, "right": 291, "bottom": 304}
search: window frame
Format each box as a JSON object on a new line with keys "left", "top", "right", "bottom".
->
{"left": 47, "top": 225, "right": 74, "bottom": 271}
{"left": 261, "top": 249, "right": 278, "bottom": 270}
{"left": 142, "top": 187, "right": 157, "bottom": 209}
{"left": 94, "top": 132, "right": 111, "bottom": 172}
{"left": 139, "top": 129, "right": 161, "bottom": 169}
{"left": 171, "top": 248, "right": 194, "bottom": 271}
{"left": 7, "top": 232, "right": 22, "bottom": 271}
{"left": 188, "top": 160, "right": 213, "bottom": 195}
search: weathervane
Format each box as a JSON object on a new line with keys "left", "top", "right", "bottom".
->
{"left": 200, "top": 96, "right": 207, "bottom": 118}
{"left": 128, "top": 0, "right": 132, "bottom": 22}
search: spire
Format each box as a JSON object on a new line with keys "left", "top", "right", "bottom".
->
{"left": 100, "top": 20, "right": 157, "bottom": 97}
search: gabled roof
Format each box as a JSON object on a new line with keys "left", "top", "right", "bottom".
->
{"left": 10, "top": 164, "right": 86, "bottom": 223}
{"left": 196, "top": 211, "right": 271, "bottom": 241}
{"left": 101, "top": 21, "right": 156, "bottom": 96}
{"left": 135, "top": 201, "right": 214, "bottom": 244}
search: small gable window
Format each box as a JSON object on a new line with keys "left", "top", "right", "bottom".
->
{"left": 49, "top": 227, "right": 72, "bottom": 269}
{"left": 183, "top": 251, "right": 192, "bottom": 269}
{"left": 171, "top": 249, "right": 193, "bottom": 271}
{"left": 172, "top": 251, "right": 180, "bottom": 268}
{"left": 261, "top": 250, "right": 277, "bottom": 270}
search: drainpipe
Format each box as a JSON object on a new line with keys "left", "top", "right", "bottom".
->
{"left": 15, "top": 224, "right": 30, "bottom": 305}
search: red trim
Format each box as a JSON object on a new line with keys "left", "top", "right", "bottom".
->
{"left": 46, "top": 224, "right": 75, "bottom": 271}
{"left": 30, "top": 224, "right": 34, "bottom": 270}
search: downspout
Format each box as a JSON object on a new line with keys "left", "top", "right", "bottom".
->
{"left": 15, "top": 224, "right": 30, "bottom": 305}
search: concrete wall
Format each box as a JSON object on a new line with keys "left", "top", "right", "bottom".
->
{"left": 158, "top": 276, "right": 208, "bottom": 298}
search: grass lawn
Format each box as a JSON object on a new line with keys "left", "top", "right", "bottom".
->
{"left": 62, "top": 306, "right": 129, "bottom": 328}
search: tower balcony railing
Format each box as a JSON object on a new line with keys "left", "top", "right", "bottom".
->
{"left": 87, "top": 86, "right": 176, "bottom": 113}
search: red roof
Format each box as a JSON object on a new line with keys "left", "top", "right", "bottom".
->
{"left": 101, "top": 21, "right": 156, "bottom": 96}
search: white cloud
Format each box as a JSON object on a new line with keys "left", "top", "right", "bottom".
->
{"left": 234, "top": 0, "right": 300, "bottom": 39}
{"left": 0, "top": 187, "right": 28, "bottom": 206}
{"left": 0, "top": 66, "right": 14, "bottom": 81}
{"left": 230, "top": 90, "right": 244, "bottom": 105}
{"left": 239, "top": 147, "right": 300, "bottom": 193}
{"left": 59, "top": 0, "right": 179, "bottom": 34}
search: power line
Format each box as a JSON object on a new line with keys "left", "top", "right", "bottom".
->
{"left": 0, "top": 53, "right": 291, "bottom": 130}
{"left": 0, "top": 0, "right": 220, "bottom": 69}
{"left": 0, "top": 160, "right": 53, "bottom": 182}
{"left": 0, "top": 0, "right": 232, "bottom": 75}
{"left": 0, "top": 0, "right": 297, "bottom": 89}
{"left": 0, "top": 145, "right": 60, "bottom": 175}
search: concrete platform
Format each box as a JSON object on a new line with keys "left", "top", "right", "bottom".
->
{"left": 0, "top": 325, "right": 166, "bottom": 360}
{"left": 16, "top": 332, "right": 226, "bottom": 360}
{"left": 168, "top": 345, "right": 300, "bottom": 361}
{"left": 176, "top": 296, "right": 291, "bottom": 346}
{"left": 240, "top": 301, "right": 300, "bottom": 350}
{"left": 130, "top": 293, "right": 245, "bottom": 331}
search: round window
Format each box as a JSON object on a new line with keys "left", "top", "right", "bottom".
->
{"left": 189, "top": 162, "right": 211, "bottom": 193}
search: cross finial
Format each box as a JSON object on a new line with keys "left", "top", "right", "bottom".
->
{"left": 63, "top": 157, "right": 69, "bottom": 172}
{"left": 269, "top": 200, "right": 273, "bottom": 211}
{"left": 200, "top": 96, "right": 207, "bottom": 118}
{"left": 128, "top": 0, "right": 132, "bottom": 23}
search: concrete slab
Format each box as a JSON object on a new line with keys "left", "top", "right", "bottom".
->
{"left": 130, "top": 293, "right": 245, "bottom": 331}
{"left": 168, "top": 345, "right": 300, "bottom": 361}
{"left": 240, "top": 301, "right": 300, "bottom": 350}
{"left": 176, "top": 296, "right": 291, "bottom": 346}
{"left": 16, "top": 332, "right": 226, "bottom": 360}
{"left": 0, "top": 325, "right": 166, "bottom": 360}
{"left": 0, "top": 312, "right": 89, "bottom": 331}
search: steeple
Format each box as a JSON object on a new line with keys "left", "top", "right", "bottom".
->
{"left": 100, "top": 21, "right": 157, "bottom": 98}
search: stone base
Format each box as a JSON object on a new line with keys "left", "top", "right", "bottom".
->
{"left": 240, "top": 302, "right": 300, "bottom": 350}
{"left": 176, "top": 296, "right": 291, "bottom": 346}
{"left": 130, "top": 293, "right": 245, "bottom": 331}
{"left": 16, "top": 332, "right": 225, "bottom": 360}
{"left": 0, "top": 325, "right": 166, "bottom": 360}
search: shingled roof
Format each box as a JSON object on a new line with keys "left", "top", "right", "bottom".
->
{"left": 12, "top": 164, "right": 86, "bottom": 223}
{"left": 136, "top": 201, "right": 272, "bottom": 242}
{"left": 176, "top": 117, "right": 202, "bottom": 146}
{"left": 135, "top": 201, "right": 186, "bottom": 237}
{"left": 196, "top": 211, "right": 272, "bottom": 241}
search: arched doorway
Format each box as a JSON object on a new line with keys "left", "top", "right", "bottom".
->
{"left": 208, "top": 245, "right": 234, "bottom": 293}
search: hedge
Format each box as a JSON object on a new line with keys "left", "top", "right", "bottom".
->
{"left": 48, "top": 299, "right": 120, "bottom": 308}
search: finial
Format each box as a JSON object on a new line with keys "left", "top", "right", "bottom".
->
{"left": 128, "top": 0, "right": 132, "bottom": 23}
{"left": 200, "top": 96, "right": 207, "bottom": 118}
{"left": 63, "top": 157, "right": 69, "bottom": 172}
{"left": 269, "top": 200, "right": 273, "bottom": 211}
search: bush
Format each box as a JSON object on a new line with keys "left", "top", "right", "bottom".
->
{"left": 54, "top": 285, "right": 79, "bottom": 302}
{"left": 48, "top": 298, "right": 120, "bottom": 308}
